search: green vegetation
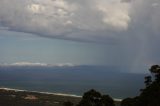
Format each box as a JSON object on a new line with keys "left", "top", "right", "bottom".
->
{"left": 0, "top": 89, "right": 80, "bottom": 106}
{"left": 77, "top": 89, "right": 115, "bottom": 106}
{"left": 63, "top": 101, "right": 74, "bottom": 106}
{"left": 121, "top": 65, "right": 160, "bottom": 106}
{"left": 0, "top": 89, "right": 116, "bottom": 106}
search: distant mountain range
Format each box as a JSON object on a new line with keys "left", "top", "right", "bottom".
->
{"left": 0, "top": 62, "right": 75, "bottom": 67}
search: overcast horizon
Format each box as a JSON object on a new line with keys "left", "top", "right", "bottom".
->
{"left": 0, "top": 0, "right": 160, "bottom": 73}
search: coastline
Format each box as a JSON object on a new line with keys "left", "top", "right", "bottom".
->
{"left": 0, "top": 87, "right": 82, "bottom": 98}
{"left": 0, "top": 87, "right": 122, "bottom": 102}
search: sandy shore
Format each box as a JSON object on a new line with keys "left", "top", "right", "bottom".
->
{"left": 0, "top": 87, "right": 122, "bottom": 102}
{"left": 0, "top": 87, "right": 82, "bottom": 98}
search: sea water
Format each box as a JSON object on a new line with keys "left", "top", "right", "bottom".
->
{"left": 0, "top": 65, "right": 146, "bottom": 99}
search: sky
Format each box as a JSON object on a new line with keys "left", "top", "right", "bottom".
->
{"left": 0, "top": 0, "right": 160, "bottom": 73}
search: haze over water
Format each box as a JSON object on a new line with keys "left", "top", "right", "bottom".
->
{"left": 0, "top": 65, "right": 146, "bottom": 99}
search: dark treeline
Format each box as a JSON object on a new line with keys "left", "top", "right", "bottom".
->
{"left": 121, "top": 65, "right": 160, "bottom": 106}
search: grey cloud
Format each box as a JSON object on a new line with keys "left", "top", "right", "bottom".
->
{"left": 0, "top": 0, "right": 159, "bottom": 43}
{"left": 0, "top": 0, "right": 131, "bottom": 43}
{"left": 0, "top": 0, "right": 160, "bottom": 72}
{"left": 122, "top": 0, "right": 160, "bottom": 72}
{"left": 121, "top": 0, "right": 132, "bottom": 3}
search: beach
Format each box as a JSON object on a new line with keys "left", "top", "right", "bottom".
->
{"left": 0, "top": 87, "right": 81, "bottom": 106}
{"left": 0, "top": 87, "right": 82, "bottom": 98}
{"left": 0, "top": 87, "right": 121, "bottom": 106}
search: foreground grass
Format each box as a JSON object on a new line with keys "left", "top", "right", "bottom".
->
{"left": 0, "top": 89, "right": 81, "bottom": 106}
{"left": 0, "top": 89, "right": 121, "bottom": 106}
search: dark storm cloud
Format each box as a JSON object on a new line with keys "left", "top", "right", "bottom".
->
{"left": 0, "top": 0, "right": 160, "bottom": 72}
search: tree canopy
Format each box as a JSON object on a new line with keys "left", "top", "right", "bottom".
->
{"left": 121, "top": 65, "right": 160, "bottom": 106}
{"left": 77, "top": 89, "right": 115, "bottom": 106}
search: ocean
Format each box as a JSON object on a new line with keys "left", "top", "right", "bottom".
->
{"left": 0, "top": 65, "right": 146, "bottom": 99}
